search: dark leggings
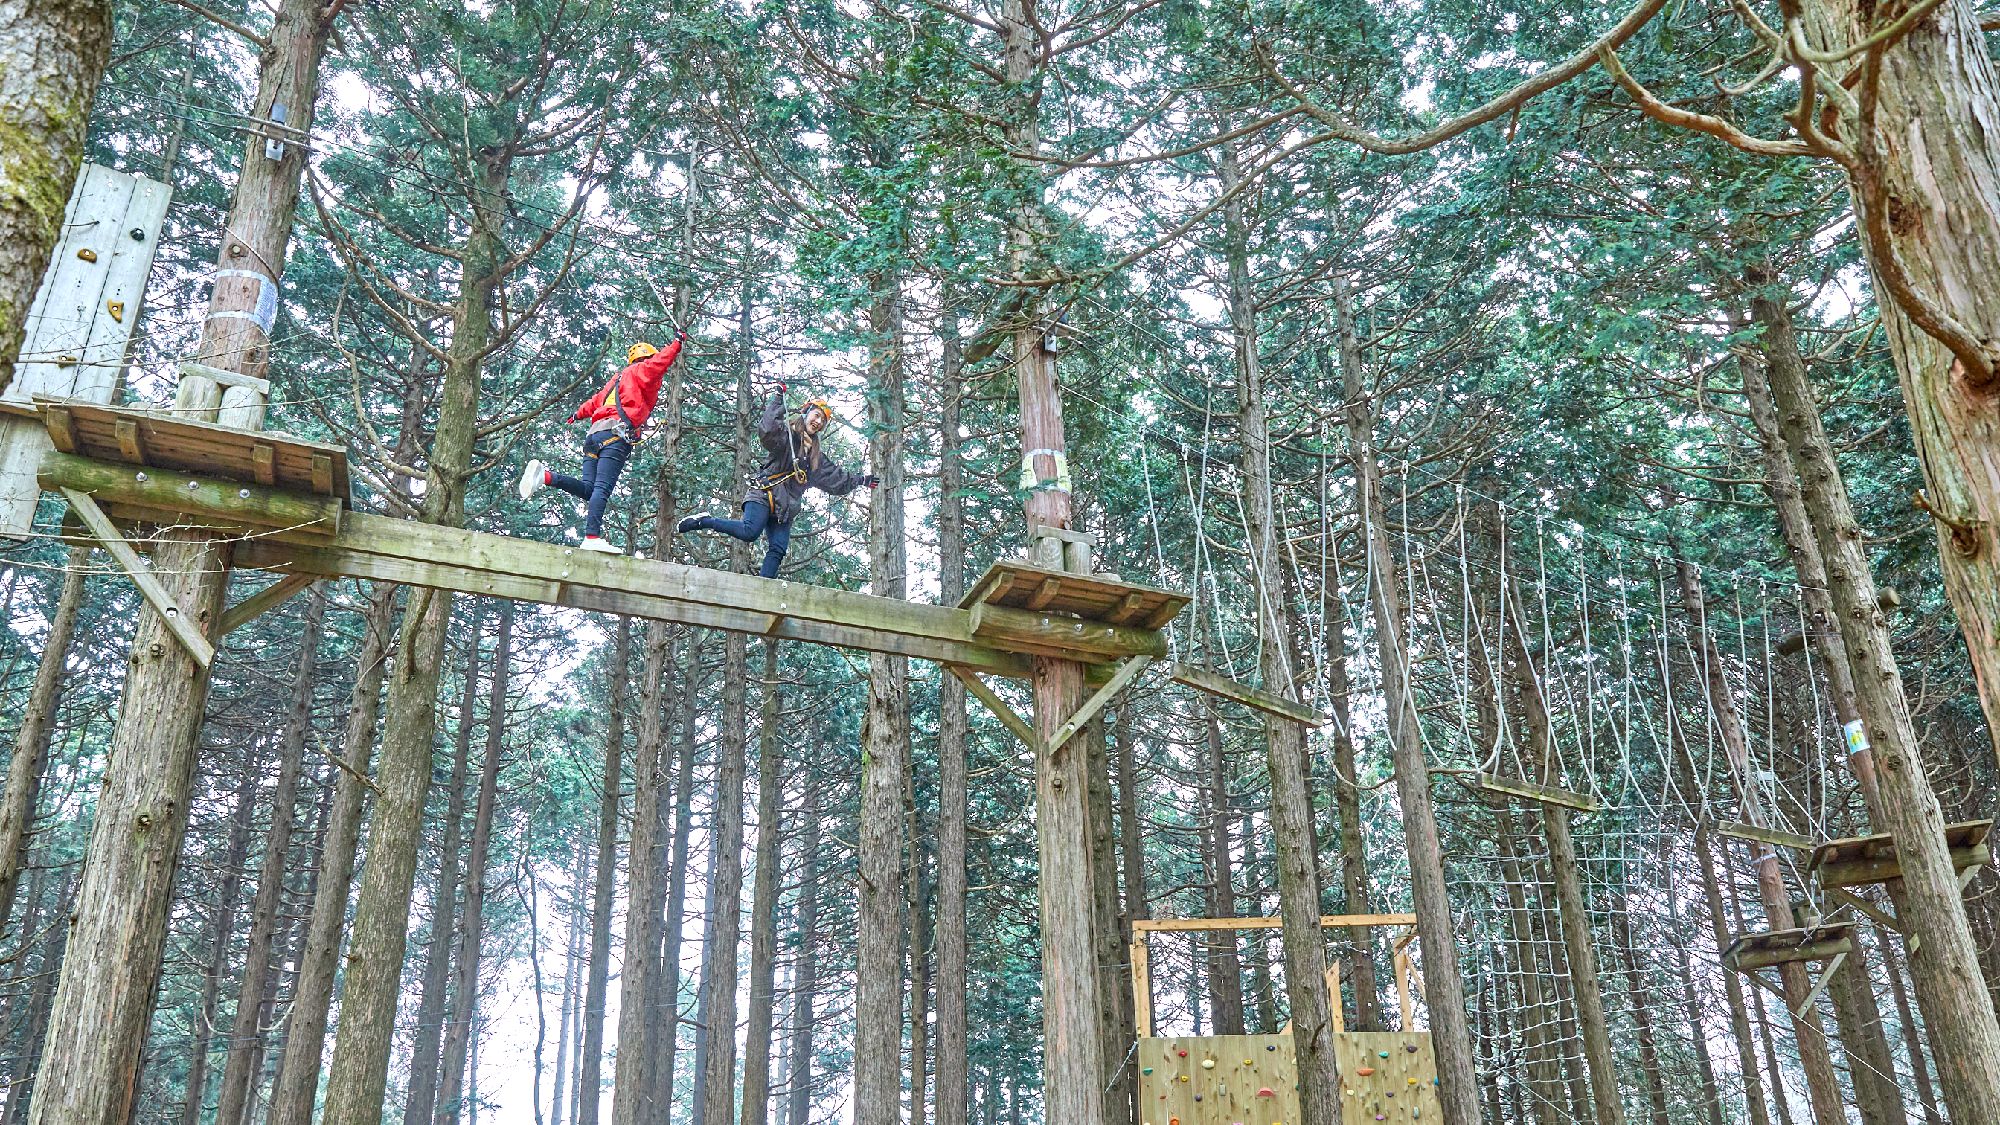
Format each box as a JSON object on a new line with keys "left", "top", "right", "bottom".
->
{"left": 549, "top": 429, "right": 630, "bottom": 538}
{"left": 695, "top": 499, "right": 793, "bottom": 579}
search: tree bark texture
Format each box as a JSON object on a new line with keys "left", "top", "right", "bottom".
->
{"left": 1334, "top": 272, "right": 1478, "bottom": 1125}
{"left": 783, "top": 794, "right": 822, "bottom": 1125}
{"left": 407, "top": 609, "right": 485, "bottom": 1125}
{"left": 934, "top": 324, "right": 970, "bottom": 1125}
{"left": 855, "top": 277, "right": 910, "bottom": 1125}
{"left": 1200, "top": 709, "right": 1246, "bottom": 1036}
{"left": 438, "top": 601, "right": 515, "bottom": 1125}
{"left": 214, "top": 586, "right": 326, "bottom": 1125}
{"left": 181, "top": 763, "right": 263, "bottom": 1125}
{"left": 1323, "top": 637, "right": 1381, "bottom": 1032}
{"left": 0, "top": 552, "right": 84, "bottom": 938}
{"left": 577, "top": 620, "right": 629, "bottom": 1125}
{"left": 0, "top": 0, "right": 112, "bottom": 392}
{"left": 268, "top": 582, "right": 397, "bottom": 1125}
{"left": 1795, "top": 0, "right": 2000, "bottom": 745}
{"left": 740, "top": 642, "right": 784, "bottom": 1125}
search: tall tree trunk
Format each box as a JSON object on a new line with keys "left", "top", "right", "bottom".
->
{"left": 1877, "top": 927, "right": 1945, "bottom": 1125}
{"left": 854, "top": 274, "right": 910, "bottom": 1125}
{"left": 1660, "top": 834, "right": 1726, "bottom": 1125}
{"left": 613, "top": 348, "right": 688, "bottom": 1125}
{"left": 1611, "top": 901, "right": 1669, "bottom": 1125}
{"left": 783, "top": 793, "right": 822, "bottom": 1125}
{"left": 0, "top": 0, "right": 112, "bottom": 391}
{"left": 214, "top": 587, "right": 326, "bottom": 1125}
{"left": 1490, "top": 807, "right": 1564, "bottom": 1125}
{"left": 407, "top": 608, "right": 485, "bottom": 1125}
{"left": 183, "top": 764, "right": 264, "bottom": 1125}
{"left": 934, "top": 323, "right": 970, "bottom": 1125}
{"left": 1200, "top": 708, "right": 1246, "bottom": 1035}
{"left": 1694, "top": 821, "right": 1777, "bottom": 1125}
{"left": 655, "top": 649, "right": 702, "bottom": 1121}
{"left": 1333, "top": 270, "right": 1477, "bottom": 1124}
{"left": 551, "top": 843, "right": 586, "bottom": 1125}
{"left": 1676, "top": 559, "right": 1846, "bottom": 1125}
{"left": 911, "top": 838, "right": 934, "bottom": 1125}
{"left": 741, "top": 642, "right": 784, "bottom": 1125}
{"left": 1219, "top": 137, "right": 1340, "bottom": 1125}
{"left": 30, "top": 2, "right": 332, "bottom": 1106}
{"left": 1323, "top": 636, "right": 1380, "bottom": 1031}
{"left": 578, "top": 621, "right": 630, "bottom": 1125}
{"left": 438, "top": 601, "right": 516, "bottom": 1125}
{"left": 1791, "top": 0, "right": 2000, "bottom": 746}
{"left": 1750, "top": 269, "right": 2000, "bottom": 1120}
{"left": 1086, "top": 719, "right": 1132, "bottom": 1125}
{"left": 268, "top": 582, "right": 398, "bottom": 1125}
{"left": 320, "top": 141, "right": 509, "bottom": 1125}
{"left": 3, "top": 875, "right": 68, "bottom": 1125}
{"left": 0, "top": 553, "right": 84, "bottom": 938}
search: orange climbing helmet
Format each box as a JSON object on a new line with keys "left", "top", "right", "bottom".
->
{"left": 800, "top": 399, "right": 832, "bottom": 431}
{"left": 627, "top": 341, "right": 658, "bottom": 364}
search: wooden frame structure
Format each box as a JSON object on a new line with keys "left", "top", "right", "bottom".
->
{"left": 1128, "top": 913, "right": 1419, "bottom": 1038}
{"left": 1720, "top": 922, "right": 1856, "bottom": 1019}
{"left": 30, "top": 397, "right": 1316, "bottom": 716}
{"left": 1810, "top": 818, "right": 1992, "bottom": 891}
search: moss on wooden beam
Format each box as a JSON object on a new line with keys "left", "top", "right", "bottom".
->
{"left": 39, "top": 451, "right": 342, "bottom": 538}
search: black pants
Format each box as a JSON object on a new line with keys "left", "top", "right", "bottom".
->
{"left": 694, "top": 499, "right": 793, "bottom": 578}
{"left": 549, "top": 429, "right": 630, "bottom": 538}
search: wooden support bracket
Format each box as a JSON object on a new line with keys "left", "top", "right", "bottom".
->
{"left": 1130, "top": 940, "right": 1152, "bottom": 1038}
{"left": 1825, "top": 887, "right": 1902, "bottom": 934}
{"left": 1792, "top": 950, "right": 1848, "bottom": 1020}
{"left": 1046, "top": 655, "right": 1151, "bottom": 752}
{"left": 62, "top": 487, "right": 214, "bottom": 668}
{"left": 219, "top": 573, "right": 316, "bottom": 637}
{"left": 1165, "top": 661, "right": 1319, "bottom": 726}
{"left": 947, "top": 664, "right": 1039, "bottom": 752}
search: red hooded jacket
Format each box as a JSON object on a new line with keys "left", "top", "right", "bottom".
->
{"left": 570, "top": 339, "right": 684, "bottom": 435}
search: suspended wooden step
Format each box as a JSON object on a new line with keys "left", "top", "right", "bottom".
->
{"left": 1721, "top": 922, "right": 1856, "bottom": 973}
{"left": 1810, "top": 819, "right": 1992, "bottom": 890}
{"left": 1472, "top": 771, "right": 1599, "bottom": 813}
{"left": 1718, "top": 821, "right": 1816, "bottom": 850}
{"left": 961, "top": 559, "right": 1188, "bottom": 630}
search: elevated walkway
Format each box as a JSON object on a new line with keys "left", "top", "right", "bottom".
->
{"left": 30, "top": 399, "right": 1312, "bottom": 722}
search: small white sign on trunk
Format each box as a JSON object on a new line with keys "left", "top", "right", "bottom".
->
{"left": 0, "top": 164, "right": 172, "bottom": 538}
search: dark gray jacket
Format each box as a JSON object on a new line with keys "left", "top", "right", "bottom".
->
{"left": 741, "top": 393, "right": 866, "bottom": 522}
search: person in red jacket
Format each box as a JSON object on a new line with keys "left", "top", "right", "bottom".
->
{"left": 518, "top": 332, "right": 686, "bottom": 553}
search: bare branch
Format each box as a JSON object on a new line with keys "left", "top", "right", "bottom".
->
{"left": 1598, "top": 49, "right": 1816, "bottom": 158}
{"left": 160, "top": 0, "right": 269, "bottom": 49}
{"left": 1259, "top": 0, "right": 1670, "bottom": 156}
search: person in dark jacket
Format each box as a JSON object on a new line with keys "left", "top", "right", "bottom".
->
{"left": 676, "top": 387, "right": 876, "bottom": 578}
{"left": 519, "top": 333, "right": 687, "bottom": 554}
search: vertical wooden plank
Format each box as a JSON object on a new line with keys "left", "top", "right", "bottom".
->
{"left": 1131, "top": 940, "right": 1153, "bottom": 1039}
{"left": 1394, "top": 951, "right": 1413, "bottom": 1030}
{"left": 1325, "top": 964, "right": 1344, "bottom": 1036}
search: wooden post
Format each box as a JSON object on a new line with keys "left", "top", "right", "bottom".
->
{"left": 1130, "top": 941, "right": 1152, "bottom": 1039}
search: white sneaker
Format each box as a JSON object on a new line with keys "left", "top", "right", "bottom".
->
{"left": 579, "top": 536, "right": 622, "bottom": 555}
{"left": 518, "top": 459, "right": 546, "bottom": 501}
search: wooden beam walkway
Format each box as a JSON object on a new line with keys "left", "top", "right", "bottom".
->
{"left": 27, "top": 398, "right": 1316, "bottom": 722}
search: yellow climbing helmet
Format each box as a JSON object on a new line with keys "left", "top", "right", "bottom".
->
{"left": 627, "top": 341, "right": 658, "bottom": 364}
{"left": 801, "top": 399, "right": 832, "bottom": 427}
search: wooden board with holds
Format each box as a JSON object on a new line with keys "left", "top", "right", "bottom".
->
{"left": 1134, "top": 1034, "right": 1298, "bottom": 1125}
{"left": 1334, "top": 1032, "right": 1439, "bottom": 1122}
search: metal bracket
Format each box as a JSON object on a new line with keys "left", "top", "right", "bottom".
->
{"left": 61, "top": 487, "right": 214, "bottom": 667}
{"left": 219, "top": 573, "right": 316, "bottom": 637}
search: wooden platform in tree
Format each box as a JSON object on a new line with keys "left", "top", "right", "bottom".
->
{"left": 1810, "top": 819, "right": 1992, "bottom": 890}
{"left": 1472, "top": 771, "right": 1599, "bottom": 812}
{"left": 961, "top": 559, "right": 1187, "bottom": 630}
{"left": 36, "top": 396, "right": 349, "bottom": 502}
{"left": 1721, "top": 922, "right": 1856, "bottom": 973}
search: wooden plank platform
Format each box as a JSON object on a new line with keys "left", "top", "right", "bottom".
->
{"left": 1720, "top": 821, "right": 1817, "bottom": 851}
{"left": 1810, "top": 819, "right": 1992, "bottom": 890}
{"left": 35, "top": 397, "right": 349, "bottom": 503}
{"left": 961, "top": 559, "right": 1188, "bottom": 630}
{"left": 1473, "top": 772, "right": 1599, "bottom": 813}
{"left": 1721, "top": 922, "right": 1855, "bottom": 973}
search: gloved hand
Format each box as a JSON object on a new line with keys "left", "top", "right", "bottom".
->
{"left": 569, "top": 405, "right": 589, "bottom": 423}
{"left": 862, "top": 474, "right": 881, "bottom": 488}
{"left": 675, "top": 328, "right": 689, "bottom": 343}
{"left": 773, "top": 381, "right": 788, "bottom": 397}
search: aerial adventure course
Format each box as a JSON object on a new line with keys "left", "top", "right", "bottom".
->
{"left": 0, "top": 3, "right": 1997, "bottom": 1125}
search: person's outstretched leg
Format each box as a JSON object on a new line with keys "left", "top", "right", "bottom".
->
{"left": 547, "top": 434, "right": 604, "bottom": 502}
{"left": 683, "top": 500, "right": 771, "bottom": 543}
{"left": 758, "top": 515, "right": 793, "bottom": 579}
{"left": 582, "top": 436, "right": 630, "bottom": 539}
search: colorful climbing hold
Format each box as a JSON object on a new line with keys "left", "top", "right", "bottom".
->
{"left": 1266, "top": 1044, "right": 1277, "bottom": 1051}
{"left": 1356, "top": 1067, "right": 1376, "bottom": 1077}
{"left": 1202, "top": 1059, "right": 1216, "bottom": 1070}
{"left": 1242, "top": 1059, "right": 1253, "bottom": 1066}
{"left": 1178, "top": 1075, "right": 1189, "bottom": 1083}
{"left": 1404, "top": 1042, "right": 1419, "bottom": 1053}
{"left": 1177, "top": 1049, "right": 1188, "bottom": 1058}
{"left": 1256, "top": 1088, "right": 1275, "bottom": 1098}
{"left": 1378, "top": 1050, "right": 1390, "bottom": 1059}
{"left": 1407, "top": 1078, "right": 1418, "bottom": 1086}
{"left": 1194, "top": 1096, "right": 1202, "bottom": 1103}
{"left": 1141, "top": 1068, "right": 1153, "bottom": 1076}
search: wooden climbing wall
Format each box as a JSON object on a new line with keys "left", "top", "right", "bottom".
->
{"left": 1132, "top": 1032, "right": 1437, "bottom": 1125}
{"left": 1334, "top": 1031, "right": 1439, "bottom": 1123}
{"left": 1135, "top": 1034, "right": 1298, "bottom": 1125}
